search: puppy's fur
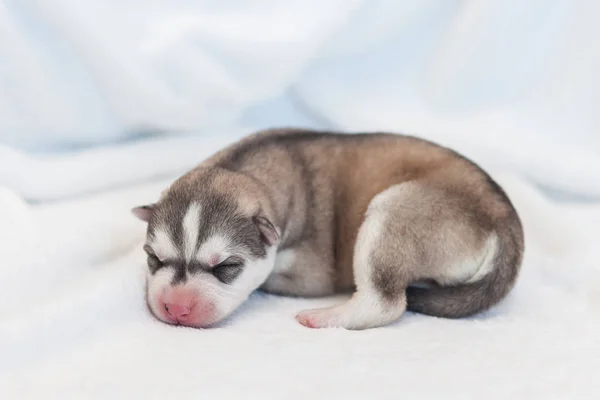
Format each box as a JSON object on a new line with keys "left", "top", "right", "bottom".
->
{"left": 133, "top": 129, "right": 524, "bottom": 329}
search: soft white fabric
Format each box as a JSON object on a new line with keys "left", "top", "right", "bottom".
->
{"left": 1, "top": 0, "right": 600, "bottom": 200}
{"left": 1, "top": 167, "right": 599, "bottom": 398}
{"left": 1, "top": 1, "right": 600, "bottom": 398}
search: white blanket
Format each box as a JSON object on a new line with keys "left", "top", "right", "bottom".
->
{"left": 1, "top": 1, "right": 600, "bottom": 398}
{"left": 1, "top": 168, "right": 599, "bottom": 398}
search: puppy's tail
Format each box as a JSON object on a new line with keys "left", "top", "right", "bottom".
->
{"left": 406, "top": 220, "right": 523, "bottom": 318}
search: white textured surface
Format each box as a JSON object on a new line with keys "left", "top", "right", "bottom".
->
{"left": 1, "top": 170, "right": 599, "bottom": 399}
{"left": 1, "top": 1, "right": 600, "bottom": 200}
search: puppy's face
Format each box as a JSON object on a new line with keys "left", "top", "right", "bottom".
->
{"left": 133, "top": 187, "right": 279, "bottom": 328}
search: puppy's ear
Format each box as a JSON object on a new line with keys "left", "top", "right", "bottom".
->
{"left": 253, "top": 215, "right": 280, "bottom": 247}
{"left": 132, "top": 204, "right": 155, "bottom": 222}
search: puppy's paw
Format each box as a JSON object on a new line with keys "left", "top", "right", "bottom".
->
{"left": 295, "top": 307, "right": 344, "bottom": 329}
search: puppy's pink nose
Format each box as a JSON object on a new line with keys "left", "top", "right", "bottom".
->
{"left": 164, "top": 303, "right": 191, "bottom": 320}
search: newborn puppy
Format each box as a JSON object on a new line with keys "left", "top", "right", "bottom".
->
{"left": 133, "top": 129, "right": 524, "bottom": 330}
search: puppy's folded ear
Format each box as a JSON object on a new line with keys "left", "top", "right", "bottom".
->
{"left": 132, "top": 204, "right": 155, "bottom": 222}
{"left": 253, "top": 215, "right": 280, "bottom": 247}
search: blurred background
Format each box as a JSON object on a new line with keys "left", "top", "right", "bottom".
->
{"left": 1, "top": 0, "right": 599, "bottom": 203}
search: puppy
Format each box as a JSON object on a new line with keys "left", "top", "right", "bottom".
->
{"left": 133, "top": 129, "right": 524, "bottom": 330}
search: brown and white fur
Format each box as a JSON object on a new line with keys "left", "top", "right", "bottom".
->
{"left": 133, "top": 129, "right": 524, "bottom": 330}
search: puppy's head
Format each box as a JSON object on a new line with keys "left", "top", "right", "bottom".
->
{"left": 132, "top": 169, "right": 280, "bottom": 327}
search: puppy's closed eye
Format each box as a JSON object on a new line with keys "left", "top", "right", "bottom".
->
{"left": 213, "top": 262, "right": 243, "bottom": 284}
{"left": 147, "top": 254, "right": 164, "bottom": 273}
{"left": 144, "top": 245, "right": 164, "bottom": 273}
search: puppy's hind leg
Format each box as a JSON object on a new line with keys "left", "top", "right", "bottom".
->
{"left": 296, "top": 186, "right": 416, "bottom": 330}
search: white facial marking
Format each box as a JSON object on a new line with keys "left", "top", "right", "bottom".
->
{"left": 196, "top": 234, "right": 230, "bottom": 265}
{"left": 185, "top": 245, "right": 277, "bottom": 322}
{"left": 183, "top": 202, "right": 202, "bottom": 263}
{"left": 150, "top": 226, "right": 178, "bottom": 260}
{"left": 146, "top": 267, "right": 176, "bottom": 321}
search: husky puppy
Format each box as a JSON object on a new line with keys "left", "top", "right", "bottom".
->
{"left": 133, "top": 129, "right": 523, "bottom": 330}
